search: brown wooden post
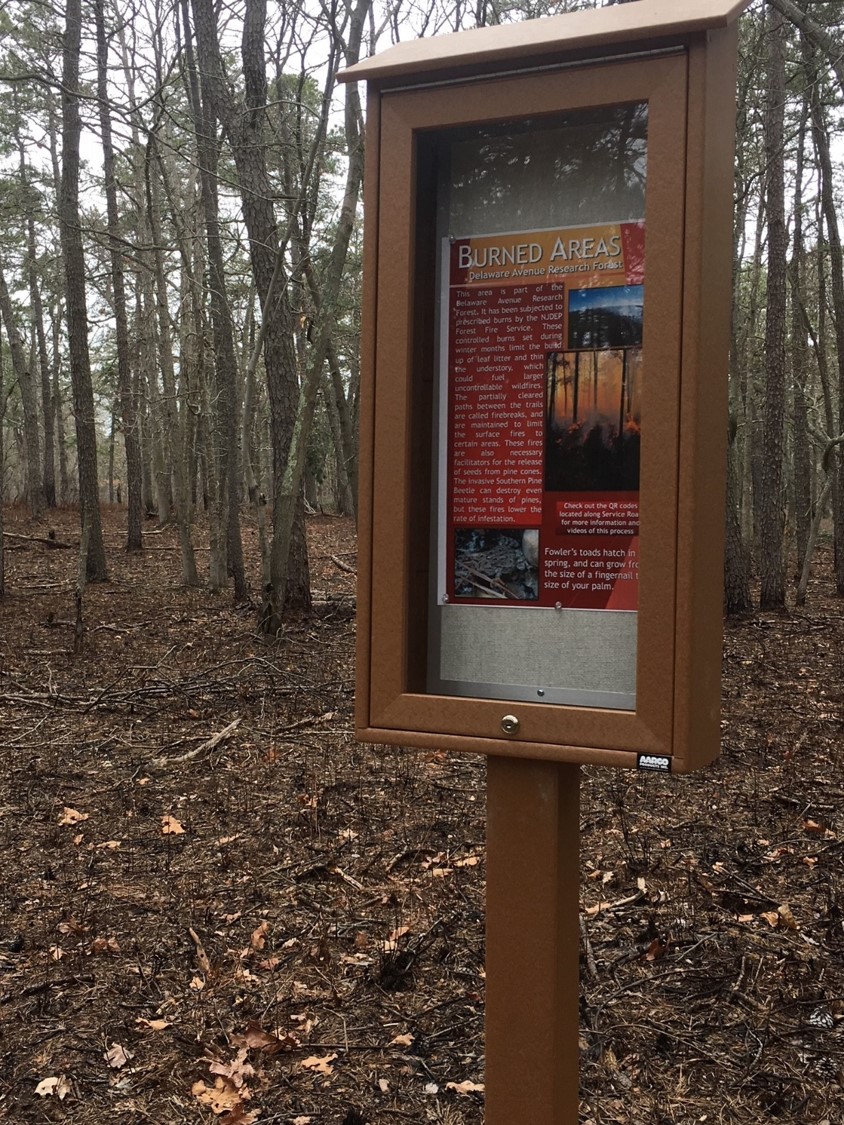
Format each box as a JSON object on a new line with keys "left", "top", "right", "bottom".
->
{"left": 486, "top": 757, "right": 581, "bottom": 1123}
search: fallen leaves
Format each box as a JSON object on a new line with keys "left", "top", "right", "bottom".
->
{"left": 382, "top": 925, "right": 410, "bottom": 951}
{"left": 235, "top": 1021, "right": 300, "bottom": 1055}
{"left": 642, "top": 936, "right": 667, "bottom": 962}
{"left": 58, "top": 806, "right": 88, "bottom": 825}
{"left": 446, "top": 1079, "right": 484, "bottom": 1095}
{"left": 249, "top": 921, "right": 269, "bottom": 951}
{"left": 220, "top": 1107, "right": 261, "bottom": 1125}
{"left": 161, "top": 814, "right": 185, "bottom": 835}
{"left": 802, "top": 818, "right": 836, "bottom": 838}
{"left": 300, "top": 1052, "right": 337, "bottom": 1076}
{"left": 188, "top": 926, "right": 212, "bottom": 974}
{"left": 192, "top": 1077, "right": 246, "bottom": 1115}
{"left": 760, "top": 903, "right": 799, "bottom": 930}
{"left": 389, "top": 1031, "right": 414, "bottom": 1048}
{"left": 208, "top": 1048, "right": 254, "bottom": 1088}
{"left": 90, "top": 935, "right": 121, "bottom": 954}
{"left": 193, "top": 1050, "right": 258, "bottom": 1121}
{"left": 56, "top": 916, "right": 88, "bottom": 935}
{"left": 136, "top": 1017, "right": 171, "bottom": 1031}
{"left": 104, "top": 1042, "right": 133, "bottom": 1069}
{"left": 35, "top": 1075, "right": 71, "bottom": 1099}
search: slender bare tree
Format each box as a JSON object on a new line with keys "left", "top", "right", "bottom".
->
{"left": 95, "top": 0, "right": 143, "bottom": 550}
{"left": 757, "top": 2, "right": 787, "bottom": 609}
{"left": 59, "top": 0, "right": 107, "bottom": 580}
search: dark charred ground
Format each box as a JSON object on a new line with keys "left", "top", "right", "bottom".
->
{"left": 0, "top": 506, "right": 842, "bottom": 1125}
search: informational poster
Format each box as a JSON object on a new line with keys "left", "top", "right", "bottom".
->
{"left": 441, "top": 221, "right": 645, "bottom": 612}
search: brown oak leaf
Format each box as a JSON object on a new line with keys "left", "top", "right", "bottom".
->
{"left": 58, "top": 807, "right": 88, "bottom": 825}
{"left": 208, "top": 1049, "right": 254, "bottom": 1089}
{"left": 300, "top": 1052, "right": 337, "bottom": 1076}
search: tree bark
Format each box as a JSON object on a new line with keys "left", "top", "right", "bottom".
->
{"left": 59, "top": 0, "right": 107, "bottom": 580}
{"left": 758, "top": 3, "right": 787, "bottom": 608}
{"left": 144, "top": 134, "right": 200, "bottom": 585}
{"left": 0, "top": 373, "right": 7, "bottom": 595}
{"left": 16, "top": 130, "right": 55, "bottom": 510}
{"left": 809, "top": 54, "right": 844, "bottom": 595}
{"left": 181, "top": 0, "right": 247, "bottom": 598}
{"left": 725, "top": 200, "right": 752, "bottom": 609}
{"left": 767, "top": 0, "right": 844, "bottom": 94}
{"left": 796, "top": 437, "right": 844, "bottom": 605}
{"left": 49, "top": 300, "right": 70, "bottom": 504}
{"left": 191, "top": 0, "right": 310, "bottom": 623}
{"left": 0, "top": 249, "right": 43, "bottom": 519}
{"left": 44, "top": 98, "right": 69, "bottom": 505}
{"left": 95, "top": 0, "right": 143, "bottom": 550}
{"left": 267, "top": 0, "right": 368, "bottom": 612}
{"left": 789, "top": 80, "right": 811, "bottom": 576}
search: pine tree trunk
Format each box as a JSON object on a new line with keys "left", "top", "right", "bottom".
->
{"left": 789, "top": 83, "right": 811, "bottom": 576}
{"left": 145, "top": 136, "right": 199, "bottom": 585}
{"left": 257, "top": 0, "right": 368, "bottom": 624}
{"left": 191, "top": 0, "right": 309, "bottom": 623}
{"left": 725, "top": 227, "right": 751, "bottom": 610}
{"left": 758, "top": 4, "right": 787, "bottom": 608}
{"left": 17, "top": 135, "right": 56, "bottom": 510}
{"left": 0, "top": 252, "right": 43, "bottom": 519}
{"left": 0, "top": 383, "right": 5, "bottom": 595}
{"left": 323, "top": 372, "right": 355, "bottom": 517}
{"left": 59, "top": 0, "right": 107, "bottom": 580}
{"left": 51, "top": 311, "right": 70, "bottom": 505}
{"left": 181, "top": 0, "right": 246, "bottom": 598}
{"left": 810, "top": 64, "right": 844, "bottom": 595}
{"left": 95, "top": 0, "right": 143, "bottom": 550}
{"left": 108, "top": 408, "right": 115, "bottom": 504}
{"left": 725, "top": 414, "right": 752, "bottom": 613}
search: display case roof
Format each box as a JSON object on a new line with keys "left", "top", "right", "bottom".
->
{"left": 339, "top": 0, "right": 750, "bottom": 85}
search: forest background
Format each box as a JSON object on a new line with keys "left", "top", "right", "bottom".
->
{"left": 0, "top": 0, "right": 841, "bottom": 620}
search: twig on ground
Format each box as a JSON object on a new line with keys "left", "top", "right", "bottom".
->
{"left": 2, "top": 531, "right": 71, "bottom": 549}
{"left": 329, "top": 553, "right": 356, "bottom": 574}
{"left": 580, "top": 915, "right": 599, "bottom": 979}
{"left": 188, "top": 927, "right": 212, "bottom": 975}
{"left": 151, "top": 716, "right": 241, "bottom": 767}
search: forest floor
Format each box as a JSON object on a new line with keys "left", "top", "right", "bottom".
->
{"left": 0, "top": 505, "right": 842, "bottom": 1125}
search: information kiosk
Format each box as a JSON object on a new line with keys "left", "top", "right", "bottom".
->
{"left": 340, "top": 2, "right": 750, "bottom": 1119}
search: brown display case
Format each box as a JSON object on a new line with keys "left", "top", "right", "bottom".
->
{"left": 341, "top": 0, "right": 747, "bottom": 774}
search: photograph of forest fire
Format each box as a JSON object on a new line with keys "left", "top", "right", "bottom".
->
{"left": 545, "top": 284, "right": 643, "bottom": 493}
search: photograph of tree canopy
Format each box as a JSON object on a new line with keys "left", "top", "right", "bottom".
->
{"left": 567, "top": 284, "right": 644, "bottom": 350}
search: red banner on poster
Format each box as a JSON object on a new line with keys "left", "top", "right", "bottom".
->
{"left": 444, "top": 222, "right": 644, "bottom": 611}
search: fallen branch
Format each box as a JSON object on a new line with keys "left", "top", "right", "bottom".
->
{"left": 580, "top": 915, "right": 599, "bottom": 978}
{"left": 2, "top": 531, "right": 72, "bottom": 549}
{"left": 584, "top": 886, "right": 646, "bottom": 917}
{"left": 329, "top": 554, "right": 355, "bottom": 574}
{"left": 150, "top": 716, "right": 241, "bottom": 767}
